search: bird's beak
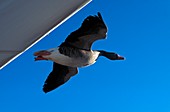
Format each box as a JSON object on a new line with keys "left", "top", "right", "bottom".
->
{"left": 117, "top": 55, "right": 125, "bottom": 60}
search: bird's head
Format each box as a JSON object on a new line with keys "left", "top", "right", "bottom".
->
{"left": 99, "top": 50, "right": 125, "bottom": 60}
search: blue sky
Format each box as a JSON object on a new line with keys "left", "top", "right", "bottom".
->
{"left": 1, "top": 0, "right": 170, "bottom": 112}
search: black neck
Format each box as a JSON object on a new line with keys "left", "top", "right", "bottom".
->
{"left": 98, "top": 50, "right": 118, "bottom": 60}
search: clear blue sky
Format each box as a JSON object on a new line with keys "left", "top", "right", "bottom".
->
{"left": 0, "top": 0, "right": 170, "bottom": 112}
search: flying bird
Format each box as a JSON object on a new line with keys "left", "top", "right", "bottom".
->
{"left": 34, "top": 12, "right": 125, "bottom": 93}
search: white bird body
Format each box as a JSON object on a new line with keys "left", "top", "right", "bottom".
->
{"left": 42, "top": 47, "right": 100, "bottom": 67}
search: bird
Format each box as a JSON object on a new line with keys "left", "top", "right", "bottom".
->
{"left": 34, "top": 12, "right": 125, "bottom": 93}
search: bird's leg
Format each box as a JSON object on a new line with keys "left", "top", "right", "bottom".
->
{"left": 34, "top": 50, "right": 51, "bottom": 61}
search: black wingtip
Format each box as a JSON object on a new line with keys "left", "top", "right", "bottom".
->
{"left": 43, "top": 88, "right": 48, "bottom": 93}
{"left": 43, "top": 85, "right": 55, "bottom": 93}
{"left": 43, "top": 91, "right": 48, "bottom": 94}
{"left": 97, "top": 12, "right": 102, "bottom": 20}
{"left": 97, "top": 12, "right": 101, "bottom": 15}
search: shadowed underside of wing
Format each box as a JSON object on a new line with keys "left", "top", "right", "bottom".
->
{"left": 43, "top": 63, "right": 78, "bottom": 93}
{"left": 60, "top": 12, "right": 108, "bottom": 50}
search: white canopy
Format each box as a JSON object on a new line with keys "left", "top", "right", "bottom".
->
{"left": 0, "top": 0, "right": 92, "bottom": 69}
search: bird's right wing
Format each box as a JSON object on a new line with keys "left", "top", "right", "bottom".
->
{"left": 61, "top": 12, "right": 107, "bottom": 50}
{"left": 43, "top": 63, "right": 78, "bottom": 93}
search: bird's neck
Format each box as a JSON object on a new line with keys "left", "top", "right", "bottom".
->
{"left": 98, "top": 50, "right": 118, "bottom": 60}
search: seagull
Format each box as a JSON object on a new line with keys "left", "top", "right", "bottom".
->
{"left": 34, "top": 12, "right": 125, "bottom": 93}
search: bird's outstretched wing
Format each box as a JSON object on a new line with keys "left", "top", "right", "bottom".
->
{"left": 61, "top": 12, "right": 107, "bottom": 50}
{"left": 43, "top": 63, "right": 78, "bottom": 93}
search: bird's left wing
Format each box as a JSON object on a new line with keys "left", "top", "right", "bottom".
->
{"left": 61, "top": 12, "right": 107, "bottom": 50}
{"left": 43, "top": 62, "right": 78, "bottom": 93}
